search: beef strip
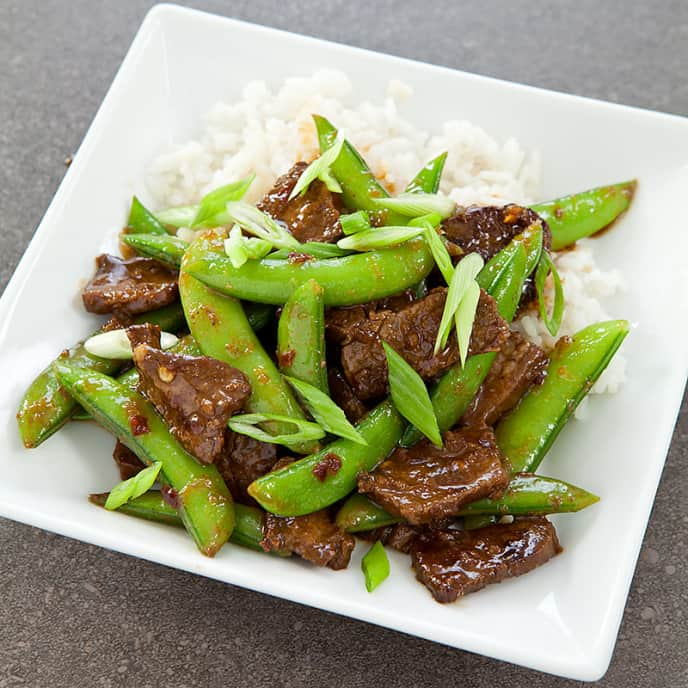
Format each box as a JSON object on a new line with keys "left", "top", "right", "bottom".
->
{"left": 461, "top": 330, "right": 549, "bottom": 427}
{"left": 215, "top": 431, "right": 278, "bottom": 504}
{"left": 257, "top": 162, "right": 343, "bottom": 243}
{"left": 442, "top": 205, "right": 550, "bottom": 262}
{"left": 132, "top": 345, "right": 251, "bottom": 464}
{"left": 82, "top": 254, "right": 178, "bottom": 316}
{"left": 411, "top": 517, "right": 562, "bottom": 602}
{"left": 112, "top": 441, "right": 144, "bottom": 480}
{"left": 327, "top": 368, "right": 369, "bottom": 424}
{"left": 357, "top": 523, "right": 420, "bottom": 554}
{"left": 333, "top": 288, "right": 509, "bottom": 401}
{"left": 125, "top": 323, "right": 161, "bottom": 349}
{"left": 358, "top": 426, "right": 509, "bottom": 525}
{"left": 261, "top": 510, "right": 355, "bottom": 570}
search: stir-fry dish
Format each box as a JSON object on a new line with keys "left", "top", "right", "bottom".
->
{"left": 16, "top": 115, "right": 635, "bottom": 602}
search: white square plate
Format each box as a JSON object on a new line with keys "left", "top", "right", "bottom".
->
{"left": 1, "top": 4, "right": 687, "bottom": 680}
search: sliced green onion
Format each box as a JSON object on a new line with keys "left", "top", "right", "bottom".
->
{"left": 224, "top": 201, "right": 300, "bottom": 249}
{"left": 191, "top": 175, "right": 255, "bottom": 228}
{"left": 127, "top": 197, "right": 168, "bottom": 235}
{"left": 84, "top": 329, "right": 178, "bottom": 360}
{"left": 269, "top": 242, "right": 351, "bottom": 260}
{"left": 105, "top": 461, "right": 162, "bottom": 511}
{"left": 289, "top": 135, "right": 345, "bottom": 198}
{"left": 423, "top": 225, "right": 454, "bottom": 285}
{"left": 340, "top": 210, "right": 371, "bottom": 235}
{"left": 535, "top": 251, "right": 565, "bottom": 336}
{"left": 408, "top": 212, "right": 443, "bottom": 229}
{"left": 454, "top": 280, "right": 481, "bottom": 366}
{"left": 337, "top": 226, "right": 425, "bottom": 251}
{"left": 228, "top": 413, "right": 325, "bottom": 445}
{"left": 434, "top": 253, "right": 484, "bottom": 354}
{"left": 175, "top": 227, "right": 197, "bottom": 243}
{"left": 382, "top": 342, "right": 441, "bottom": 447}
{"left": 155, "top": 205, "right": 198, "bottom": 228}
{"left": 372, "top": 192, "right": 455, "bottom": 219}
{"left": 284, "top": 376, "right": 366, "bottom": 445}
{"left": 224, "top": 226, "right": 272, "bottom": 268}
{"left": 361, "top": 541, "right": 390, "bottom": 592}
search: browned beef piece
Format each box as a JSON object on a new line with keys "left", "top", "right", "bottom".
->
{"left": 462, "top": 331, "right": 549, "bottom": 427}
{"left": 327, "top": 368, "right": 369, "bottom": 424}
{"left": 215, "top": 431, "right": 278, "bottom": 504}
{"left": 82, "top": 254, "right": 178, "bottom": 316}
{"left": 335, "top": 289, "right": 509, "bottom": 401}
{"left": 132, "top": 346, "right": 251, "bottom": 464}
{"left": 112, "top": 441, "right": 144, "bottom": 480}
{"left": 442, "top": 205, "right": 550, "bottom": 262}
{"left": 411, "top": 518, "right": 562, "bottom": 602}
{"left": 358, "top": 426, "right": 508, "bottom": 525}
{"left": 261, "top": 510, "right": 355, "bottom": 570}
{"left": 125, "top": 323, "right": 161, "bottom": 349}
{"left": 257, "top": 162, "right": 343, "bottom": 243}
{"left": 357, "top": 523, "right": 420, "bottom": 554}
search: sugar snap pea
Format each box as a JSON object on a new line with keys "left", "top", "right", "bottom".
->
{"left": 277, "top": 279, "right": 328, "bottom": 393}
{"left": 89, "top": 491, "right": 279, "bottom": 553}
{"left": 405, "top": 152, "right": 447, "bottom": 194}
{"left": 496, "top": 320, "right": 629, "bottom": 473}
{"left": 122, "top": 233, "right": 187, "bottom": 268}
{"left": 179, "top": 252, "right": 316, "bottom": 455}
{"left": 248, "top": 400, "right": 405, "bottom": 516}
{"left": 126, "top": 197, "right": 168, "bottom": 235}
{"left": 55, "top": 365, "right": 234, "bottom": 557}
{"left": 184, "top": 231, "right": 434, "bottom": 307}
{"left": 531, "top": 180, "right": 636, "bottom": 251}
{"left": 17, "top": 302, "right": 186, "bottom": 448}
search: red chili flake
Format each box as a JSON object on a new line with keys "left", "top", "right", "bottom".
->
{"left": 312, "top": 453, "right": 342, "bottom": 482}
{"left": 287, "top": 252, "right": 314, "bottom": 265}
{"left": 161, "top": 484, "right": 179, "bottom": 510}
{"left": 278, "top": 350, "right": 297, "bottom": 368}
{"left": 129, "top": 414, "right": 150, "bottom": 436}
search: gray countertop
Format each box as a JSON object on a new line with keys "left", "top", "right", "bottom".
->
{"left": 1, "top": 1, "right": 686, "bottom": 686}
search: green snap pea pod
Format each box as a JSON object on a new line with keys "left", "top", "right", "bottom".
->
{"left": 248, "top": 400, "right": 405, "bottom": 516}
{"left": 335, "top": 473, "right": 599, "bottom": 532}
{"left": 400, "top": 243, "right": 528, "bottom": 447}
{"left": 178, "top": 256, "right": 316, "bottom": 455}
{"left": 457, "top": 474, "right": 600, "bottom": 515}
{"left": 184, "top": 231, "right": 434, "bottom": 307}
{"left": 313, "top": 115, "right": 406, "bottom": 225}
{"left": 335, "top": 493, "right": 401, "bottom": 532}
{"left": 123, "top": 233, "right": 187, "bottom": 268}
{"left": 463, "top": 515, "right": 498, "bottom": 529}
{"left": 126, "top": 197, "right": 168, "bottom": 235}
{"left": 531, "top": 180, "right": 636, "bottom": 251}
{"left": 72, "top": 335, "right": 201, "bottom": 421}
{"left": 88, "top": 491, "right": 282, "bottom": 553}
{"left": 496, "top": 320, "right": 630, "bottom": 474}
{"left": 277, "top": 279, "right": 328, "bottom": 393}
{"left": 55, "top": 365, "right": 234, "bottom": 557}
{"left": 405, "top": 152, "right": 447, "bottom": 194}
{"left": 17, "top": 302, "right": 186, "bottom": 448}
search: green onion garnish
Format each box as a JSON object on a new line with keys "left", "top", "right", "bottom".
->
{"left": 105, "top": 461, "right": 162, "bottom": 511}
{"left": 84, "top": 329, "right": 178, "bottom": 359}
{"left": 337, "top": 226, "right": 425, "bottom": 251}
{"left": 434, "top": 253, "right": 484, "bottom": 355}
{"left": 289, "top": 135, "right": 345, "bottom": 198}
{"left": 224, "top": 201, "right": 300, "bottom": 249}
{"left": 284, "top": 376, "right": 367, "bottom": 445}
{"left": 372, "top": 192, "right": 455, "bottom": 219}
{"left": 191, "top": 175, "right": 255, "bottom": 228}
{"left": 454, "top": 280, "right": 481, "bottom": 366}
{"left": 224, "top": 226, "right": 272, "bottom": 268}
{"left": 340, "top": 210, "right": 371, "bottom": 235}
{"left": 228, "top": 413, "right": 325, "bottom": 445}
{"left": 535, "top": 251, "right": 565, "bottom": 336}
{"left": 361, "top": 541, "right": 390, "bottom": 592}
{"left": 155, "top": 205, "right": 198, "bottom": 228}
{"left": 382, "top": 342, "right": 442, "bottom": 447}
{"left": 269, "top": 242, "right": 351, "bottom": 260}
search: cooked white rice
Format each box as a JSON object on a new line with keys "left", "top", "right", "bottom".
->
{"left": 147, "top": 70, "right": 626, "bottom": 405}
